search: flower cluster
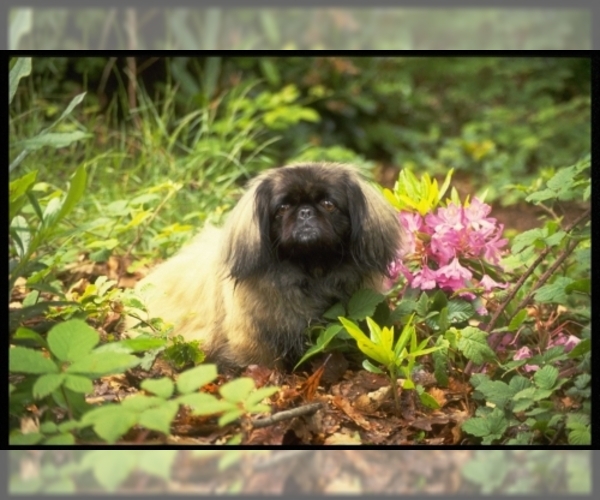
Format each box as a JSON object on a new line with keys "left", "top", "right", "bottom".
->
{"left": 388, "top": 198, "right": 508, "bottom": 313}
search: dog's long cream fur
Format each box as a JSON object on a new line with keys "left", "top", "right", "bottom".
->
{"left": 126, "top": 163, "right": 402, "bottom": 368}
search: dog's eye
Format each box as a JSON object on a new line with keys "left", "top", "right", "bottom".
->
{"left": 276, "top": 204, "right": 291, "bottom": 216}
{"left": 320, "top": 200, "right": 336, "bottom": 211}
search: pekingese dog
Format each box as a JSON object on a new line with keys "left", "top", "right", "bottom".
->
{"left": 127, "top": 163, "right": 402, "bottom": 370}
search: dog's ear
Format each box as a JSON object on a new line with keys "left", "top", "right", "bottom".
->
{"left": 225, "top": 177, "right": 274, "bottom": 281}
{"left": 347, "top": 175, "right": 402, "bottom": 276}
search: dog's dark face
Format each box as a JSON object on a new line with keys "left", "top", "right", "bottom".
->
{"left": 266, "top": 169, "right": 355, "bottom": 264}
{"left": 227, "top": 163, "right": 399, "bottom": 282}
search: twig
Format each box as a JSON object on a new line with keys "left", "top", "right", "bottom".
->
{"left": 464, "top": 207, "right": 590, "bottom": 376}
{"left": 252, "top": 403, "right": 322, "bottom": 428}
{"left": 506, "top": 237, "right": 579, "bottom": 326}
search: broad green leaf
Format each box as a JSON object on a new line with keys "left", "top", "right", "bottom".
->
{"left": 533, "top": 365, "right": 559, "bottom": 390}
{"left": 63, "top": 374, "right": 94, "bottom": 394}
{"left": 33, "top": 373, "right": 66, "bottom": 399}
{"left": 44, "top": 433, "right": 76, "bottom": 445}
{"left": 418, "top": 391, "right": 441, "bottom": 410}
{"left": 66, "top": 352, "right": 139, "bottom": 376}
{"left": 244, "top": 387, "right": 279, "bottom": 408}
{"left": 12, "top": 326, "right": 48, "bottom": 349}
{"left": 80, "top": 406, "right": 138, "bottom": 444}
{"left": 47, "top": 319, "right": 99, "bottom": 362}
{"left": 9, "top": 57, "right": 31, "bottom": 104}
{"left": 447, "top": 300, "right": 475, "bottom": 323}
{"left": 10, "top": 432, "right": 43, "bottom": 445}
{"left": 218, "top": 409, "right": 244, "bottom": 427}
{"left": 121, "top": 395, "right": 165, "bottom": 412}
{"left": 456, "top": 327, "right": 496, "bottom": 365}
{"left": 176, "top": 364, "right": 218, "bottom": 394}
{"left": 347, "top": 289, "right": 384, "bottom": 320}
{"left": 9, "top": 346, "right": 58, "bottom": 374}
{"left": 220, "top": 378, "right": 255, "bottom": 403}
{"left": 141, "top": 377, "right": 174, "bottom": 399}
{"left": 179, "top": 393, "right": 233, "bottom": 415}
{"left": 322, "top": 302, "right": 345, "bottom": 320}
{"left": 138, "top": 401, "right": 179, "bottom": 435}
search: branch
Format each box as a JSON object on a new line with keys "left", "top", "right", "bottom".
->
{"left": 252, "top": 402, "right": 322, "bottom": 428}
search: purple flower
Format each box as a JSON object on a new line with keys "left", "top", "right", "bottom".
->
{"left": 513, "top": 346, "right": 532, "bottom": 361}
{"left": 479, "top": 274, "right": 508, "bottom": 292}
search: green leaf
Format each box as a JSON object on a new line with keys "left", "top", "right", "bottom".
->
{"left": 347, "top": 289, "right": 385, "bottom": 320}
{"left": 9, "top": 57, "right": 31, "bottom": 104}
{"left": 138, "top": 401, "right": 179, "bottom": 435}
{"left": 474, "top": 379, "right": 514, "bottom": 408}
{"left": 339, "top": 317, "right": 390, "bottom": 365}
{"left": 415, "top": 292, "right": 429, "bottom": 317}
{"left": 447, "top": 300, "right": 475, "bottom": 323}
{"left": 218, "top": 409, "right": 245, "bottom": 427}
{"left": 66, "top": 352, "right": 139, "bottom": 376}
{"left": 80, "top": 406, "right": 138, "bottom": 444}
{"left": 565, "top": 278, "right": 590, "bottom": 295}
{"left": 12, "top": 326, "right": 48, "bottom": 349}
{"left": 17, "top": 132, "right": 92, "bottom": 151}
{"left": 508, "top": 309, "right": 528, "bottom": 332}
{"left": 533, "top": 365, "right": 559, "bottom": 390}
{"left": 10, "top": 432, "right": 43, "bottom": 445}
{"left": 534, "top": 276, "right": 574, "bottom": 304}
{"left": 418, "top": 391, "right": 441, "bottom": 410}
{"left": 120, "top": 395, "right": 164, "bottom": 412}
{"left": 55, "top": 164, "right": 87, "bottom": 224}
{"left": 33, "top": 373, "right": 66, "bottom": 399}
{"left": 9, "top": 346, "right": 59, "bottom": 374}
{"left": 55, "top": 92, "right": 86, "bottom": 125}
{"left": 44, "top": 433, "right": 76, "bottom": 445}
{"left": 462, "top": 408, "right": 508, "bottom": 443}
{"left": 362, "top": 359, "right": 384, "bottom": 374}
{"left": 394, "top": 319, "right": 415, "bottom": 359}
{"left": 567, "top": 425, "right": 591, "bottom": 445}
{"left": 141, "top": 378, "right": 174, "bottom": 399}
{"left": 179, "top": 393, "right": 233, "bottom": 416}
{"left": 323, "top": 302, "right": 345, "bottom": 320}
{"left": 63, "top": 374, "right": 94, "bottom": 394}
{"left": 176, "top": 364, "right": 218, "bottom": 394}
{"left": 47, "top": 319, "right": 99, "bottom": 362}
{"left": 568, "top": 338, "right": 590, "bottom": 359}
{"left": 244, "top": 387, "right": 279, "bottom": 408}
{"left": 118, "top": 337, "right": 167, "bottom": 352}
{"left": 9, "top": 170, "right": 38, "bottom": 220}
{"left": 294, "top": 324, "right": 342, "bottom": 369}
{"left": 457, "top": 327, "right": 496, "bottom": 365}
{"left": 220, "top": 378, "right": 255, "bottom": 403}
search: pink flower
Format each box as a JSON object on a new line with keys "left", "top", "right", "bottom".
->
{"left": 411, "top": 266, "right": 438, "bottom": 290}
{"left": 513, "top": 346, "right": 532, "bottom": 361}
{"left": 479, "top": 274, "right": 508, "bottom": 292}
{"left": 435, "top": 258, "right": 473, "bottom": 292}
{"left": 549, "top": 334, "right": 581, "bottom": 353}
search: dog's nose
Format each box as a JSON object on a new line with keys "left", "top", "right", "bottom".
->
{"left": 298, "top": 206, "right": 314, "bottom": 220}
